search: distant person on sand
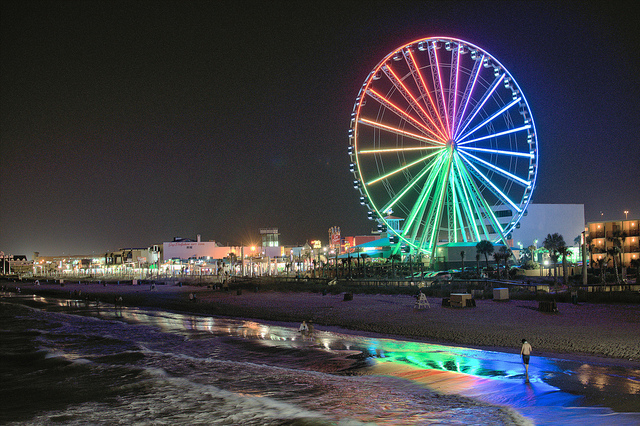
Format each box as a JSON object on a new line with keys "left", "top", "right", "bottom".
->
{"left": 521, "top": 339, "right": 532, "bottom": 382}
{"left": 299, "top": 321, "right": 308, "bottom": 336}
{"left": 307, "top": 321, "right": 314, "bottom": 336}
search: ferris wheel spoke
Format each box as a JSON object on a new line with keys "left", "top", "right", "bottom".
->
{"left": 458, "top": 150, "right": 531, "bottom": 187}
{"left": 452, "top": 165, "right": 481, "bottom": 241}
{"left": 449, "top": 46, "right": 461, "bottom": 134}
{"left": 401, "top": 155, "right": 448, "bottom": 242}
{"left": 378, "top": 152, "right": 445, "bottom": 214}
{"left": 458, "top": 157, "right": 517, "bottom": 244}
{"left": 451, "top": 163, "right": 476, "bottom": 240}
{"left": 458, "top": 153, "right": 522, "bottom": 213}
{"left": 459, "top": 146, "right": 534, "bottom": 159}
{"left": 457, "top": 124, "right": 531, "bottom": 146}
{"left": 454, "top": 157, "right": 491, "bottom": 239}
{"left": 358, "top": 118, "right": 444, "bottom": 147}
{"left": 366, "top": 150, "right": 441, "bottom": 186}
{"left": 455, "top": 173, "right": 497, "bottom": 241}
{"left": 404, "top": 48, "right": 449, "bottom": 139}
{"left": 453, "top": 54, "right": 484, "bottom": 138}
{"left": 449, "top": 177, "right": 458, "bottom": 243}
{"left": 464, "top": 172, "right": 508, "bottom": 242}
{"left": 404, "top": 177, "right": 436, "bottom": 245}
{"left": 428, "top": 42, "right": 451, "bottom": 137}
{"left": 452, "top": 184, "right": 468, "bottom": 242}
{"left": 456, "top": 97, "right": 522, "bottom": 143}
{"left": 449, "top": 175, "right": 466, "bottom": 243}
{"left": 421, "top": 154, "right": 454, "bottom": 256}
{"left": 366, "top": 89, "right": 447, "bottom": 142}
{"left": 453, "top": 74, "right": 505, "bottom": 140}
{"left": 359, "top": 146, "right": 442, "bottom": 155}
{"left": 381, "top": 64, "right": 448, "bottom": 141}
{"left": 420, "top": 149, "right": 460, "bottom": 251}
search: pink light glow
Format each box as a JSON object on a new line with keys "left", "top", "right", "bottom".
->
{"left": 432, "top": 41, "right": 451, "bottom": 138}
{"left": 405, "top": 48, "right": 448, "bottom": 139}
{"left": 451, "top": 47, "right": 461, "bottom": 134}
{"left": 384, "top": 64, "right": 448, "bottom": 142}
{"left": 359, "top": 117, "right": 445, "bottom": 146}
{"left": 368, "top": 88, "right": 447, "bottom": 143}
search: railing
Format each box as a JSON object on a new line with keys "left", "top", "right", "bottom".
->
{"left": 332, "top": 277, "right": 547, "bottom": 292}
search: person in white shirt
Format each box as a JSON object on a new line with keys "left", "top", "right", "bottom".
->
{"left": 299, "top": 321, "right": 309, "bottom": 336}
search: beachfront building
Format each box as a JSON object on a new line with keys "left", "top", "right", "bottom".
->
{"left": 32, "top": 253, "right": 105, "bottom": 277}
{"left": 161, "top": 234, "right": 291, "bottom": 276}
{"left": 1, "top": 254, "right": 28, "bottom": 275}
{"left": 162, "top": 236, "right": 236, "bottom": 261}
{"left": 104, "top": 246, "right": 162, "bottom": 275}
{"left": 586, "top": 218, "right": 640, "bottom": 267}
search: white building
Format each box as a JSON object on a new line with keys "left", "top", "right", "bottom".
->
{"left": 163, "top": 236, "right": 241, "bottom": 261}
{"left": 509, "top": 203, "right": 585, "bottom": 249}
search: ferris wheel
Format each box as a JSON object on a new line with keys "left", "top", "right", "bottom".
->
{"left": 349, "top": 37, "right": 538, "bottom": 259}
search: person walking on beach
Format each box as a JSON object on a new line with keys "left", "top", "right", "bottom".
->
{"left": 521, "top": 339, "right": 532, "bottom": 382}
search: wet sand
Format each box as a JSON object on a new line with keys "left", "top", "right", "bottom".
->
{"left": 10, "top": 281, "right": 640, "bottom": 365}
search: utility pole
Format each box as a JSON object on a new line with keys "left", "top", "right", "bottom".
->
{"left": 582, "top": 230, "right": 587, "bottom": 285}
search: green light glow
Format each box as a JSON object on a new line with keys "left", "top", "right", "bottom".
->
{"left": 377, "top": 152, "right": 443, "bottom": 214}
{"left": 366, "top": 151, "right": 440, "bottom": 186}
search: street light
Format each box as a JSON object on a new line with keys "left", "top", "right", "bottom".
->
{"left": 624, "top": 210, "right": 629, "bottom": 220}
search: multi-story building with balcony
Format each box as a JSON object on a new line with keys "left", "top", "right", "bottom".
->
{"left": 586, "top": 219, "right": 640, "bottom": 267}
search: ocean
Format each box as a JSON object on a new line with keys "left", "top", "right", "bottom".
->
{"left": 1, "top": 292, "right": 639, "bottom": 425}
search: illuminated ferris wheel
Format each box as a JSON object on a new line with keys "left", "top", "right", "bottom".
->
{"left": 349, "top": 37, "right": 538, "bottom": 259}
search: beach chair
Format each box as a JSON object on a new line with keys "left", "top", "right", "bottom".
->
{"left": 415, "top": 293, "right": 430, "bottom": 309}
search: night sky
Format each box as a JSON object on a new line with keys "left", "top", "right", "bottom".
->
{"left": 2, "top": 1, "right": 639, "bottom": 257}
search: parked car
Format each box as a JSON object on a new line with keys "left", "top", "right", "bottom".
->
{"left": 435, "top": 271, "right": 452, "bottom": 280}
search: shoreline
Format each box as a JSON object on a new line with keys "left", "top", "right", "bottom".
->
{"left": 4, "top": 281, "right": 640, "bottom": 368}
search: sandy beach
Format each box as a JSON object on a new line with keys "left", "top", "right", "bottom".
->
{"left": 7, "top": 280, "right": 640, "bottom": 365}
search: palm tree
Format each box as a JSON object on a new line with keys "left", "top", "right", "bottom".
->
{"left": 606, "top": 246, "right": 621, "bottom": 284}
{"left": 526, "top": 244, "right": 537, "bottom": 264}
{"left": 476, "top": 240, "right": 494, "bottom": 273}
{"left": 227, "top": 252, "right": 238, "bottom": 276}
{"left": 475, "top": 253, "right": 481, "bottom": 275}
{"left": 558, "top": 245, "right": 572, "bottom": 285}
{"left": 543, "top": 233, "right": 565, "bottom": 285}
{"left": 596, "top": 256, "right": 607, "bottom": 284}
{"left": 360, "top": 253, "right": 369, "bottom": 279}
{"left": 585, "top": 235, "right": 594, "bottom": 269}
{"left": 608, "top": 230, "right": 628, "bottom": 282}
{"left": 498, "top": 246, "right": 511, "bottom": 279}
{"left": 390, "top": 253, "right": 401, "bottom": 279}
{"left": 460, "top": 250, "right": 466, "bottom": 272}
{"left": 492, "top": 252, "right": 501, "bottom": 279}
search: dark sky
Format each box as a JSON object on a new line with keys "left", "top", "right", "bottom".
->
{"left": 2, "top": 0, "right": 639, "bottom": 256}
